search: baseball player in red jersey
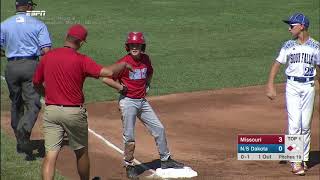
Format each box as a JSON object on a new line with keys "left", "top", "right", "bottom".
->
{"left": 103, "top": 32, "right": 184, "bottom": 179}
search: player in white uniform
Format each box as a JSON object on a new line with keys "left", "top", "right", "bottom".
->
{"left": 266, "top": 13, "right": 320, "bottom": 176}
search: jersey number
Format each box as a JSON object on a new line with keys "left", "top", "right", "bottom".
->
{"left": 304, "top": 67, "right": 314, "bottom": 76}
{"left": 129, "top": 68, "right": 147, "bottom": 80}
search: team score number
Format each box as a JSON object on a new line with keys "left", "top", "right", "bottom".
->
{"left": 278, "top": 145, "right": 283, "bottom": 152}
{"left": 278, "top": 136, "right": 283, "bottom": 143}
{"left": 304, "top": 67, "right": 314, "bottom": 76}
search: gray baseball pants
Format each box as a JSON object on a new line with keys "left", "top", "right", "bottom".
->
{"left": 4, "top": 59, "right": 41, "bottom": 146}
{"left": 118, "top": 96, "right": 170, "bottom": 165}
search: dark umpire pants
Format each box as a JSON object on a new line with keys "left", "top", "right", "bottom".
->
{"left": 4, "top": 59, "right": 41, "bottom": 147}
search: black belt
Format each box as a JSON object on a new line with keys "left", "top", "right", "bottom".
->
{"left": 7, "top": 56, "right": 39, "bottom": 61}
{"left": 46, "top": 104, "right": 83, "bottom": 107}
{"left": 287, "top": 76, "right": 314, "bottom": 82}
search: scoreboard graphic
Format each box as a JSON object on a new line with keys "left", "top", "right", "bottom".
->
{"left": 237, "top": 134, "right": 303, "bottom": 161}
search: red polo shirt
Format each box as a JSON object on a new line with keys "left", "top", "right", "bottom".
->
{"left": 33, "top": 47, "right": 103, "bottom": 105}
{"left": 113, "top": 54, "right": 153, "bottom": 98}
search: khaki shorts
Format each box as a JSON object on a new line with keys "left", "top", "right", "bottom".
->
{"left": 43, "top": 105, "right": 88, "bottom": 151}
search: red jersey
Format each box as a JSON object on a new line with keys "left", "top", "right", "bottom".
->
{"left": 114, "top": 54, "right": 153, "bottom": 98}
{"left": 33, "top": 47, "right": 103, "bottom": 105}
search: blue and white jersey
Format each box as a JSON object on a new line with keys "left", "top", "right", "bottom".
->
{"left": 276, "top": 37, "right": 320, "bottom": 77}
{"left": 0, "top": 12, "right": 52, "bottom": 58}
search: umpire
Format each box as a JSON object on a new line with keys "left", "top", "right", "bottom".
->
{"left": 0, "top": 0, "right": 51, "bottom": 158}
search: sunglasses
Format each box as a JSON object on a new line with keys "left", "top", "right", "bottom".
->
{"left": 289, "top": 23, "right": 300, "bottom": 29}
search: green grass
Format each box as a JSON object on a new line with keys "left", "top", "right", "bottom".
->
{"left": 0, "top": 130, "right": 65, "bottom": 180}
{"left": 1, "top": 77, "right": 10, "bottom": 112}
{"left": 1, "top": 0, "right": 319, "bottom": 102}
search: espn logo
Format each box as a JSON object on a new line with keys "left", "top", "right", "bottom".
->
{"left": 26, "top": 10, "right": 46, "bottom": 17}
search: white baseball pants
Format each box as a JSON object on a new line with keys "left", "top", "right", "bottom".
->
{"left": 286, "top": 79, "right": 315, "bottom": 162}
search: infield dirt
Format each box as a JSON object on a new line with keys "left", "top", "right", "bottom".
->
{"left": 1, "top": 84, "right": 319, "bottom": 180}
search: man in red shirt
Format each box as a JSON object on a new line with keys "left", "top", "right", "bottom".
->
{"left": 103, "top": 32, "right": 184, "bottom": 179}
{"left": 33, "top": 24, "right": 129, "bottom": 180}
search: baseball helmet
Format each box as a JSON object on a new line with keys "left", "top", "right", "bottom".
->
{"left": 125, "top": 32, "right": 146, "bottom": 52}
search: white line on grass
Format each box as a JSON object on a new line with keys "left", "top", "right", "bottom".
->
{"left": 1, "top": 75, "right": 156, "bottom": 177}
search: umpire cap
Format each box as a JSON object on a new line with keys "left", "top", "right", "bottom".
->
{"left": 16, "top": 0, "right": 37, "bottom": 6}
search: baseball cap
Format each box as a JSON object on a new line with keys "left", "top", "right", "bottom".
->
{"left": 283, "top": 13, "right": 309, "bottom": 28}
{"left": 67, "top": 24, "right": 88, "bottom": 42}
{"left": 16, "top": 0, "right": 37, "bottom": 6}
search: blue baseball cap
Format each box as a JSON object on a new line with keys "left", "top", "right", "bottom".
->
{"left": 283, "top": 13, "right": 309, "bottom": 28}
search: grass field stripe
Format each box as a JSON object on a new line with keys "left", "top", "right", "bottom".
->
{"left": 88, "top": 128, "right": 157, "bottom": 176}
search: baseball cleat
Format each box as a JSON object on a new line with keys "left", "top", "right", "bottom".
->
{"left": 161, "top": 156, "right": 184, "bottom": 169}
{"left": 16, "top": 144, "right": 24, "bottom": 154}
{"left": 126, "top": 165, "right": 139, "bottom": 179}
{"left": 302, "top": 161, "right": 308, "bottom": 171}
{"left": 291, "top": 162, "right": 305, "bottom": 176}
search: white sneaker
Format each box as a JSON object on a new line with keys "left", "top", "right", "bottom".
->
{"left": 291, "top": 162, "right": 305, "bottom": 176}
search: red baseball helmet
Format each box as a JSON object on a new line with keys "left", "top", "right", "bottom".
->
{"left": 125, "top": 32, "right": 146, "bottom": 52}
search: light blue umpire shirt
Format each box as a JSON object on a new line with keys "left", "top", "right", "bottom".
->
{"left": 0, "top": 12, "right": 52, "bottom": 58}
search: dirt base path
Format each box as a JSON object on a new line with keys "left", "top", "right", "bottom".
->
{"left": 1, "top": 84, "right": 319, "bottom": 179}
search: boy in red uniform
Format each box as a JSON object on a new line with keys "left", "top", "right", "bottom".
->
{"left": 103, "top": 32, "right": 184, "bottom": 179}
